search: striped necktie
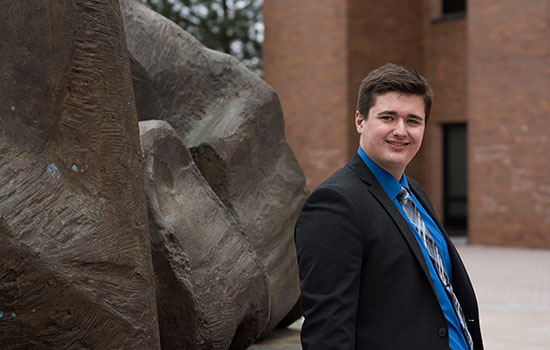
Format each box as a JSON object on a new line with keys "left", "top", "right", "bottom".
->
{"left": 397, "top": 187, "right": 474, "bottom": 350}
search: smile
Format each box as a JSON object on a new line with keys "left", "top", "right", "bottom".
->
{"left": 387, "top": 140, "right": 409, "bottom": 146}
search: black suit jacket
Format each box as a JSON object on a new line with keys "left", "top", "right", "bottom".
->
{"left": 295, "top": 153, "right": 483, "bottom": 350}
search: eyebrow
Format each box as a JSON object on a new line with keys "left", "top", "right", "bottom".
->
{"left": 377, "top": 110, "right": 424, "bottom": 121}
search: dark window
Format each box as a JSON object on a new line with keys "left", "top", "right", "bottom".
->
{"left": 442, "top": 0, "right": 466, "bottom": 15}
{"left": 443, "top": 124, "right": 467, "bottom": 235}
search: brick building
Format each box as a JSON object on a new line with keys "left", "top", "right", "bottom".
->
{"left": 263, "top": 0, "right": 550, "bottom": 248}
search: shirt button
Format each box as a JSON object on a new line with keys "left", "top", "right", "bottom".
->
{"left": 438, "top": 328, "right": 447, "bottom": 337}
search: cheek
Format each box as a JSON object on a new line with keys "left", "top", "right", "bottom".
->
{"left": 412, "top": 130, "right": 425, "bottom": 144}
{"left": 373, "top": 129, "right": 389, "bottom": 141}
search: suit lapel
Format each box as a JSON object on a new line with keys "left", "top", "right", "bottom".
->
{"left": 347, "top": 154, "right": 432, "bottom": 285}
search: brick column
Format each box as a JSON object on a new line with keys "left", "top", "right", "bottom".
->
{"left": 468, "top": 0, "right": 550, "bottom": 247}
{"left": 263, "top": 0, "right": 349, "bottom": 190}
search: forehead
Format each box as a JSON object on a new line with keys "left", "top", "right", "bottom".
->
{"left": 371, "top": 91, "right": 425, "bottom": 116}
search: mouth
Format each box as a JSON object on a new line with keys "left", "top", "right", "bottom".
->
{"left": 386, "top": 140, "right": 409, "bottom": 147}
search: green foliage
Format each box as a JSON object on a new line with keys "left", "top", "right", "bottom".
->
{"left": 141, "top": 0, "right": 263, "bottom": 75}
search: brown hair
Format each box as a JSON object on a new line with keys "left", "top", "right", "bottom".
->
{"left": 356, "top": 63, "right": 433, "bottom": 122}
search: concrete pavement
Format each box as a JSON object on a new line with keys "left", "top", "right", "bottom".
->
{"left": 249, "top": 244, "right": 550, "bottom": 349}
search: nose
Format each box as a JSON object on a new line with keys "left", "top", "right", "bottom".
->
{"left": 392, "top": 119, "right": 407, "bottom": 137}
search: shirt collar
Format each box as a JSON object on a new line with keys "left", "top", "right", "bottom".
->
{"left": 357, "top": 146, "right": 409, "bottom": 200}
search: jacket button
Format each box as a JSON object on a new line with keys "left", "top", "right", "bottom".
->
{"left": 438, "top": 328, "right": 447, "bottom": 337}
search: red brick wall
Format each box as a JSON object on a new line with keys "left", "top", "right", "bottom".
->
{"left": 263, "top": 0, "right": 348, "bottom": 190}
{"left": 468, "top": 0, "right": 550, "bottom": 247}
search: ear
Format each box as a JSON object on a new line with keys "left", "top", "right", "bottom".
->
{"left": 355, "top": 111, "right": 364, "bottom": 133}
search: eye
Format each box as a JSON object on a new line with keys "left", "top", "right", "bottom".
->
{"left": 380, "top": 116, "right": 393, "bottom": 121}
{"left": 407, "top": 119, "right": 422, "bottom": 125}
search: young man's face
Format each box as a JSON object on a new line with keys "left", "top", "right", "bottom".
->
{"left": 356, "top": 91, "right": 426, "bottom": 180}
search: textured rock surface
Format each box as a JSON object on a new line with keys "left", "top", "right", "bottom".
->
{"left": 121, "top": 0, "right": 309, "bottom": 333}
{"left": 140, "top": 120, "right": 270, "bottom": 350}
{"left": 0, "top": 1, "right": 160, "bottom": 348}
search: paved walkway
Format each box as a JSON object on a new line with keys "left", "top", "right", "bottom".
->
{"left": 249, "top": 244, "right": 550, "bottom": 349}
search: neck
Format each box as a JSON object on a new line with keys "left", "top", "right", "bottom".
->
{"left": 389, "top": 169, "right": 404, "bottom": 181}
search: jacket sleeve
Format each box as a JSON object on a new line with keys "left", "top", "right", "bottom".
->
{"left": 295, "top": 185, "right": 363, "bottom": 350}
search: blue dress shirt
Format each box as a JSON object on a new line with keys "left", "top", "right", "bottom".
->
{"left": 358, "top": 147, "right": 468, "bottom": 350}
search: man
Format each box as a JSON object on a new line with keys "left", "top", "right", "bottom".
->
{"left": 295, "top": 63, "right": 483, "bottom": 350}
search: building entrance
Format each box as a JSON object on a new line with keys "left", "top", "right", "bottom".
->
{"left": 443, "top": 123, "right": 467, "bottom": 236}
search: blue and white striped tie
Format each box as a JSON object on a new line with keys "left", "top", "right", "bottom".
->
{"left": 397, "top": 187, "right": 474, "bottom": 350}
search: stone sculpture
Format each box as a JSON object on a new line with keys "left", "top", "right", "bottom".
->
{"left": 120, "top": 0, "right": 308, "bottom": 336}
{"left": 0, "top": 1, "right": 160, "bottom": 348}
{"left": 140, "top": 120, "right": 269, "bottom": 349}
